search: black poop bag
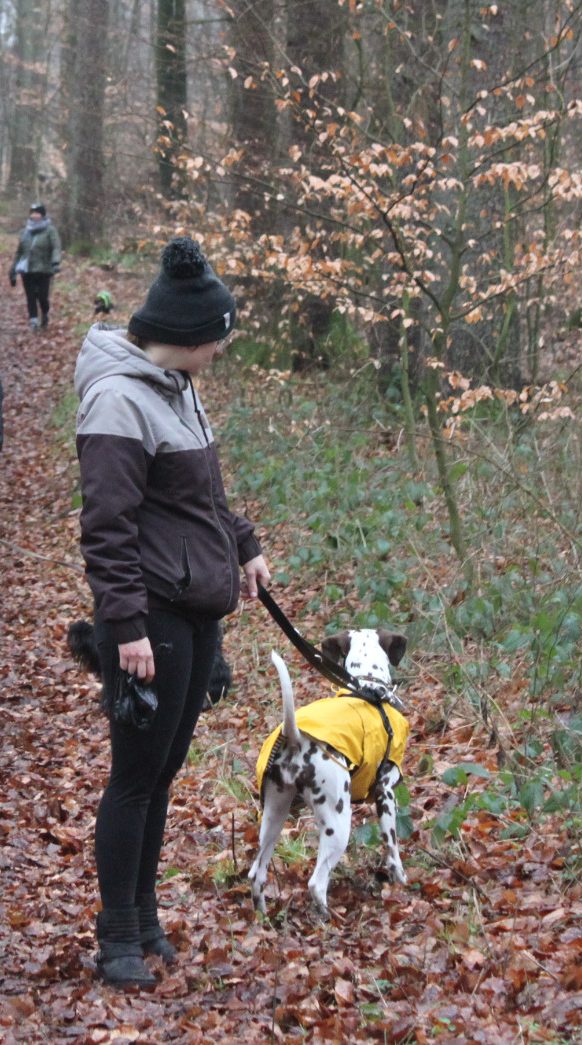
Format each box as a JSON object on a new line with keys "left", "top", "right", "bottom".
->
{"left": 112, "top": 672, "right": 158, "bottom": 730}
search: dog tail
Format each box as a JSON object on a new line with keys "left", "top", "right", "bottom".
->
{"left": 67, "top": 620, "right": 102, "bottom": 677}
{"left": 271, "top": 650, "right": 301, "bottom": 748}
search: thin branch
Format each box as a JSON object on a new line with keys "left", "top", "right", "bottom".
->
{"left": 462, "top": 0, "right": 582, "bottom": 118}
{"left": 0, "top": 538, "right": 84, "bottom": 573}
{"left": 416, "top": 846, "right": 489, "bottom": 901}
{"left": 457, "top": 441, "right": 581, "bottom": 552}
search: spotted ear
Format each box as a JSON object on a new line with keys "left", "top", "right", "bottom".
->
{"left": 377, "top": 630, "right": 407, "bottom": 666}
{"left": 321, "top": 631, "right": 352, "bottom": 664}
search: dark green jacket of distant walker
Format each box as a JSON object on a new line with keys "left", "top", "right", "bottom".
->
{"left": 11, "top": 222, "right": 61, "bottom": 275}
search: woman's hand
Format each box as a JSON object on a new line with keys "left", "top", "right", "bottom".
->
{"left": 118, "top": 637, "right": 155, "bottom": 682}
{"left": 241, "top": 554, "right": 271, "bottom": 599}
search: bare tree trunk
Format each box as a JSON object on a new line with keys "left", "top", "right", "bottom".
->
{"left": 156, "top": 0, "right": 187, "bottom": 197}
{"left": 285, "top": 0, "right": 348, "bottom": 367}
{"left": 61, "top": 0, "right": 109, "bottom": 247}
{"left": 0, "top": 0, "right": 11, "bottom": 185}
{"left": 399, "top": 292, "right": 419, "bottom": 472}
{"left": 227, "top": 0, "right": 276, "bottom": 228}
{"left": 6, "top": 0, "right": 46, "bottom": 192}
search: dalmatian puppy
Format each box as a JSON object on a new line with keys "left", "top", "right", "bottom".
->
{"left": 249, "top": 629, "right": 409, "bottom": 916}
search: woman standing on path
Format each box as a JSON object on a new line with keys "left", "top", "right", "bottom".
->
{"left": 9, "top": 202, "right": 61, "bottom": 332}
{"left": 74, "top": 236, "right": 270, "bottom": 988}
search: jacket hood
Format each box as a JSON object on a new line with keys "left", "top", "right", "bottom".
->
{"left": 75, "top": 324, "right": 189, "bottom": 400}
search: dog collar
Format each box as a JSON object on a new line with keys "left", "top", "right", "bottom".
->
{"left": 364, "top": 683, "right": 405, "bottom": 714}
{"left": 336, "top": 681, "right": 405, "bottom": 714}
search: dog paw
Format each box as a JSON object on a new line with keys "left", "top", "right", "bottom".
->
{"left": 250, "top": 885, "right": 267, "bottom": 915}
{"left": 310, "top": 901, "right": 330, "bottom": 923}
{"left": 308, "top": 886, "right": 330, "bottom": 920}
{"left": 385, "top": 864, "right": 407, "bottom": 885}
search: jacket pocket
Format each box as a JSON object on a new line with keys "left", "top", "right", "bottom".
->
{"left": 169, "top": 536, "right": 192, "bottom": 600}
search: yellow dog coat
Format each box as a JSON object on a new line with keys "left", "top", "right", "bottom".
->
{"left": 256, "top": 690, "right": 409, "bottom": 802}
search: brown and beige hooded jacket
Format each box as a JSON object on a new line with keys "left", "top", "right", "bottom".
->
{"left": 75, "top": 324, "right": 261, "bottom": 643}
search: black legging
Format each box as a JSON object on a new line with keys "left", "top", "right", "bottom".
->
{"left": 21, "top": 272, "right": 52, "bottom": 320}
{"left": 94, "top": 608, "right": 219, "bottom": 908}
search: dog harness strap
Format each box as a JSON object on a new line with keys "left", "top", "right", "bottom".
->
{"left": 336, "top": 686, "right": 393, "bottom": 756}
{"left": 360, "top": 695, "right": 393, "bottom": 748}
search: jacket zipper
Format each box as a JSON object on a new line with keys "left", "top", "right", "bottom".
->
{"left": 188, "top": 379, "right": 235, "bottom": 608}
{"left": 159, "top": 379, "right": 235, "bottom": 608}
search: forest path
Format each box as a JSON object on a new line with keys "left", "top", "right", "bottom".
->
{"left": 0, "top": 237, "right": 580, "bottom": 1044}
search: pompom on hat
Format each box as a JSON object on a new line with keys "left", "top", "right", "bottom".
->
{"left": 128, "top": 237, "right": 236, "bottom": 347}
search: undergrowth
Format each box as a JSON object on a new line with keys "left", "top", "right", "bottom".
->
{"left": 218, "top": 352, "right": 582, "bottom": 846}
{"left": 55, "top": 324, "right": 581, "bottom": 853}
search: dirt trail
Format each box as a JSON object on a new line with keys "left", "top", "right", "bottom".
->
{"left": 0, "top": 237, "right": 580, "bottom": 1044}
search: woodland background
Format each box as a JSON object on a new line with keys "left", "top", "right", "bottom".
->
{"left": 0, "top": 1, "right": 581, "bottom": 1043}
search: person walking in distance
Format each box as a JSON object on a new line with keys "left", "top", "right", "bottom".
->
{"left": 9, "top": 202, "right": 61, "bottom": 332}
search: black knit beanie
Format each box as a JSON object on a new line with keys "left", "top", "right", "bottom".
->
{"left": 128, "top": 237, "right": 236, "bottom": 347}
{"left": 30, "top": 202, "right": 46, "bottom": 217}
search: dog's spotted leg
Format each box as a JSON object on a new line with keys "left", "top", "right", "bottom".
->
{"left": 375, "top": 761, "right": 407, "bottom": 885}
{"left": 306, "top": 756, "right": 352, "bottom": 916}
{"left": 249, "top": 779, "right": 295, "bottom": 913}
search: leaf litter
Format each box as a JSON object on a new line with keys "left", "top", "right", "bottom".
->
{"left": 0, "top": 235, "right": 580, "bottom": 1044}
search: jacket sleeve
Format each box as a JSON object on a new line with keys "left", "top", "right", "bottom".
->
{"left": 77, "top": 389, "right": 154, "bottom": 643}
{"left": 230, "top": 512, "right": 262, "bottom": 565}
{"left": 12, "top": 233, "right": 24, "bottom": 270}
{"left": 49, "top": 226, "right": 61, "bottom": 266}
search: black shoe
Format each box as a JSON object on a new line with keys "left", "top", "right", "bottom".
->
{"left": 137, "top": 892, "right": 177, "bottom": 965}
{"left": 96, "top": 951, "right": 157, "bottom": 987}
{"left": 96, "top": 907, "right": 156, "bottom": 988}
{"left": 142, "top": 932, "right": 177, "bottom": 963}
{"left": 40, "top": 313, "right": 49, "bottom": 329}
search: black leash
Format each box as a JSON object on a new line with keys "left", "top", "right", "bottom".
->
{"left": 257, "top": 584, "right": 395, "bottom": 742}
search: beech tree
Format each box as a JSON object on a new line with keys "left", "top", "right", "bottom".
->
{"left": 172, "top": 0, "right": 580, "bottom": 570}
{"left": 156, "top": 0, "right": 187, "bottom": 197}
{"left": 61, "top": 0, "right": 109, "bottom": 246}
{"left": 226, "top": 0, "right": 276, "bottom": 227}
{"left": 6, "top": 0, "right": 48, "bottom": 192}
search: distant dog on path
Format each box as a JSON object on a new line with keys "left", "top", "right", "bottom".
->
{"left": 93, "top": 290, "right": 114, "bottom": 316}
